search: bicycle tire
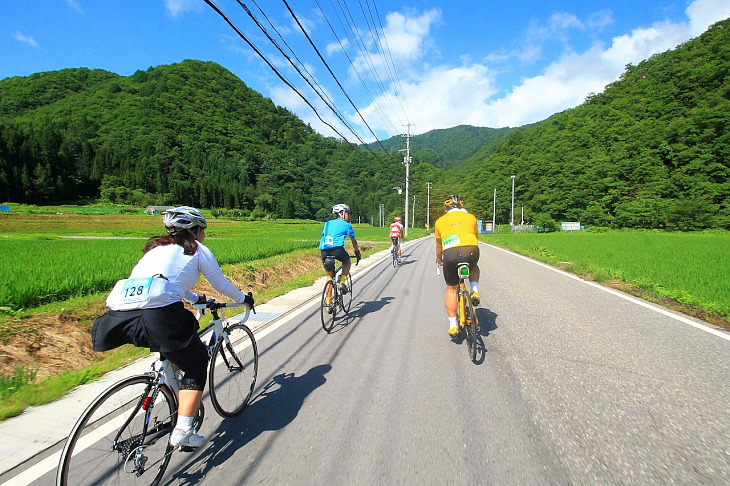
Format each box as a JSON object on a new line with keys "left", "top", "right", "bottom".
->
{"left": 465, "top": 295, "right": 478, "bottom": 362}
{"left": 320, "top": 280, "right": 337, "bottom": 332}
{"left": 457, "top": 286, "right": 466, "bottom": 340}
{"left": 209, "top": 323, "right": 259, "bottom": 417}
{"left": 392, "top": 247, "right": 398, "bottom": 267}
{"left": 57, "top": 375, "right": 176, "bottom": 486}
{"left": 340, "top": 273, "right": 353, "bottom": 313}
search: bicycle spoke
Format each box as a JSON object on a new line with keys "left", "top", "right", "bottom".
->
{"left": 58, "top": 375, "right": 176, "bottom": 486}
{"left": 209, "top": 323, "right": 258, "bottom": 417}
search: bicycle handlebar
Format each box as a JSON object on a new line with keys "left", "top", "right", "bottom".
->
{"left": 192, "top": 300, "right": 252, "bottom": 324}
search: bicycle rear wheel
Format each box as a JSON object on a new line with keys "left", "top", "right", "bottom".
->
{"left": 465, "top": 296, "right": 478, "bottom": 362}
{"left": 340, "top": 273, "right": 353, "bottom": 313}
{"left": 57, "top": 375, "right": 176, "bottom": 486}
{"left": 320, "top": 280, "right": 337, "bottom": 332}
{"left": 209, "top": 323, "right": 258, "bottom": 417}
{"left": 392, "top": 248, "right": 398, "bottom": 267}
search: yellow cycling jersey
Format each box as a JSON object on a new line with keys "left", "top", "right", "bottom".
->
{"left": 434, "top": 209, "right": 479, "bottom": 250}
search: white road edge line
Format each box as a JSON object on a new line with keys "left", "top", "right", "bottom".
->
{"left": 483, "top": 243, "right": 730, "bottom": 342}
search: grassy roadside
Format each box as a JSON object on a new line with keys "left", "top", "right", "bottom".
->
{"left": 480, "top": 231, "right": 730, "bottom": 330}
{"left": 0, "top": 242, "right": 387, "bottom": 421}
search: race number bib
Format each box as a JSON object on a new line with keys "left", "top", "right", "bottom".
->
{"left": 442, "top": 234, "right": 461, "bottom": 250}
{"left": 323, "top": 235, "right": 335, "bottom": 247}
{"left": 116, "top": 277, "right": 155, "bottom": 305}
{"left": 106, "top": 276, "right": 176, "bottom": 310}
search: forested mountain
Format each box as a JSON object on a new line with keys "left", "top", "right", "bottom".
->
{"left": 366, "top": 124, "right": 511, "bottom": 170}
{"left": 2, "top": 17, "right": 729, "bottom": 230}
{"left": 0, "top": 60, "right": 446, "bottom": 223}
{"left": 463, "top": 18, "right": 730, "bottom": 230}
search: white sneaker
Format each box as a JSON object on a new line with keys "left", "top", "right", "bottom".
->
{"left": 170, "top": 428, "right": 205, "bottom": 449}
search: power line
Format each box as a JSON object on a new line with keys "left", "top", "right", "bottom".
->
{"left": 201, "top": 0, "right": 353, "bottom": 143}
{"left": 281, "top": 0, "right": 389, "bottom": 153}
{"left": 315, "top": 0, "right": 399, "bottom": 136}
{"left": 235, "top": 0, "right": 368, "bottom": 145}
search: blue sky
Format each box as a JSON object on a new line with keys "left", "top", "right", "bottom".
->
{"left": 2, "top": 0, "right": 730, "bottom": 143}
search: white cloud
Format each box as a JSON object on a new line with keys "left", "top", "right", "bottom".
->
{"left": 164, "top": 0, "right": 200, "bottom": 18}
{"left": 65, "top": 0, "right": 82, "bottom": 13}
{"left": 359, "top": 64, "right": 497, "bottom": 136}
{"left": 13, "top": 32, "right": 39, "bottom": 48}
{"left": 357, "top": 0, "right": 730, "bottom": 136}
{"left": 327, "top": 38, "right": 349, "bottom": 56}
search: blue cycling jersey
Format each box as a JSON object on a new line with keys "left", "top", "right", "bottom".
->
{"left": 319, "top": 218, "right": 355, "bottom": 250}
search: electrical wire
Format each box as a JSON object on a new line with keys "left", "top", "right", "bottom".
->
{"left": 201, "top": 0, "right": 354, "bottom": 144}
{"left": 281, "top": 0, "right": 390, "bottom": 153}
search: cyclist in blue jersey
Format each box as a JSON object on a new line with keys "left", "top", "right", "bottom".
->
{"left": 320, "top": 204, "right": 361, "bottom": 310}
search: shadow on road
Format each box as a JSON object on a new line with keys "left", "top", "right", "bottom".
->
{"left": 170, "top": 364, "right": 332, "bottom": 484}
{"left": 476, "top": 307, "right": 498, "bottom": 336}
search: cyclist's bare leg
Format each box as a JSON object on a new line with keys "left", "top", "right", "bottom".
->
{"left": 178, "top": 390, "right": 203, "bottom": 417}
{"left": 445, "top": 284, "right": 458, "bottom": 317}
{"left": 472, "top": 265, "right": 480, "bottom": 285}
{"left": 325, "top": 269, "right": 335, "bottom": 300}
{"left": 341, "top": 260, "right": 352, "bottom": 277}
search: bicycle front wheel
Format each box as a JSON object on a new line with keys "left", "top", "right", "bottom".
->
{"left": 340, "top": 273, "right": 353, "bottom": 313}
{"left": 321, "top": 280, "right": 337, "bottom": 332}
{"left": 209, "top": 323, "right": 258, "bottom": 417}
{"left": 465, "top": 297, "right": 478, "bottom": 362}
{"left": 57, "top": 375, "right": 176, "bottom": 486}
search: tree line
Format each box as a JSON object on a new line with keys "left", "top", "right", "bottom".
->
{"left": 2, "top": 17, "right": 729, "bottom": 230}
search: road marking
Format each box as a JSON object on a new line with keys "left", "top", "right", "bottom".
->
{"left": 485, "top": 243, "right": 730, "bottom": 343}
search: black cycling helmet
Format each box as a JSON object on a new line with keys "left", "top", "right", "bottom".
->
{"left": 444, "top": 195, "right": 463, "bottom": 209}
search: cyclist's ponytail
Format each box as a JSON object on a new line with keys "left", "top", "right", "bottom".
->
{"left": 143, "top": 231, "right": 198, "bottom": 255}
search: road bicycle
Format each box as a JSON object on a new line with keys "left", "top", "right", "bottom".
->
{"left": 56, "top": 300, "right": 258, "bottom": 486}
{"left": 456, "top": 263, "right": 479, "bottom": 361}
{"left": 320, "top": 259, "right": 355, "bottom": 333}
{"left": 437, "top": 262, "right": 479, "bottom": 362}
{"left": 391, "top": 242, "right": 401, "bottom": 267}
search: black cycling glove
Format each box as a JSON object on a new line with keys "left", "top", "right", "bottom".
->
{"left": 354, "top": 250, "right": 361, "bottom": 265}
{"left": 244, "top": 292, "right": 256, "bottom": 313}
{"left": 195, "top": 294, "right": 207, "bottom": 304}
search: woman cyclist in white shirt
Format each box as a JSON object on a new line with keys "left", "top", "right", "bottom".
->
{"left": 92, "top": 206, "right": 254, "bottom": 449}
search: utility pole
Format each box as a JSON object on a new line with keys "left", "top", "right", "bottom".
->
{"left": 426, "top": 182, "right": 432, "bottom": 229}
{"left": 399, "top": 123, "right": 414, "bottom": 237}
{"left": 412, "top": 194, "right": 417, "bottom": 228}
{"left": 510, "top": 175, "right": 516, "bottom": 227}
{"left": 492, "top": 188, "right": 496, "bottom": 232}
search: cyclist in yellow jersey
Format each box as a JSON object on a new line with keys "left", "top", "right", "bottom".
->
{"left": 434, "top": 194, "right": 481, "bottom": 338}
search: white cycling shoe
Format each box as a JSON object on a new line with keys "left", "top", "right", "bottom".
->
{"left": 170, "top": 428, "right": 205, "bottom": 449}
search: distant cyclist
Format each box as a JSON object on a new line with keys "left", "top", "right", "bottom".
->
{"left": 92, "top": 206, "right": 254, "bottom": 449}
{"left": 389, "top": 216, "right": 404, "bottom": 263}
{"left": 319, "top": 204, "right": 361, "bottom": 311}
{"left": 434, "top": 195, "right": 481, "bottom": 338}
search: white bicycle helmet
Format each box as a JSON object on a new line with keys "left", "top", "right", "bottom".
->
{"left": 163, "top": 206, "right": 207, "bottom": 232}
{"left": 332, "top": 203, "right": 351, "bottom": 215}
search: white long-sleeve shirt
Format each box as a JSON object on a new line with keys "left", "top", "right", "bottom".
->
{"left": 125, "top": 241, "right": 245, "bottom": 307}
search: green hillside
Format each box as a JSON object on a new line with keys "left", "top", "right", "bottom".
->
{"left": 0, "top": 60, "right": 445, "bottom": 223}
{"left": 366, "top": 124, "right": 511, "bottom": 170}
{"left": 2, "top": 16, "right": 729, "bottom": 231}
{"left": 464, "top": 18, "right": 730, "bottom": 230}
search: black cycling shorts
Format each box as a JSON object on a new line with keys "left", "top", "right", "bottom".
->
{"left": 321, "top": 246, "right": 350, "bottom": 271}
{"left": 442, "top": 245, "right": 480, "bottom": 286}
{"left": 391, "top": 237, "right": 401, "bottom": 246}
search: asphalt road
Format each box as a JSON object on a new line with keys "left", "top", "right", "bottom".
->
{"left": 9, "top": 236, "right": 730, "bottom": 485}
